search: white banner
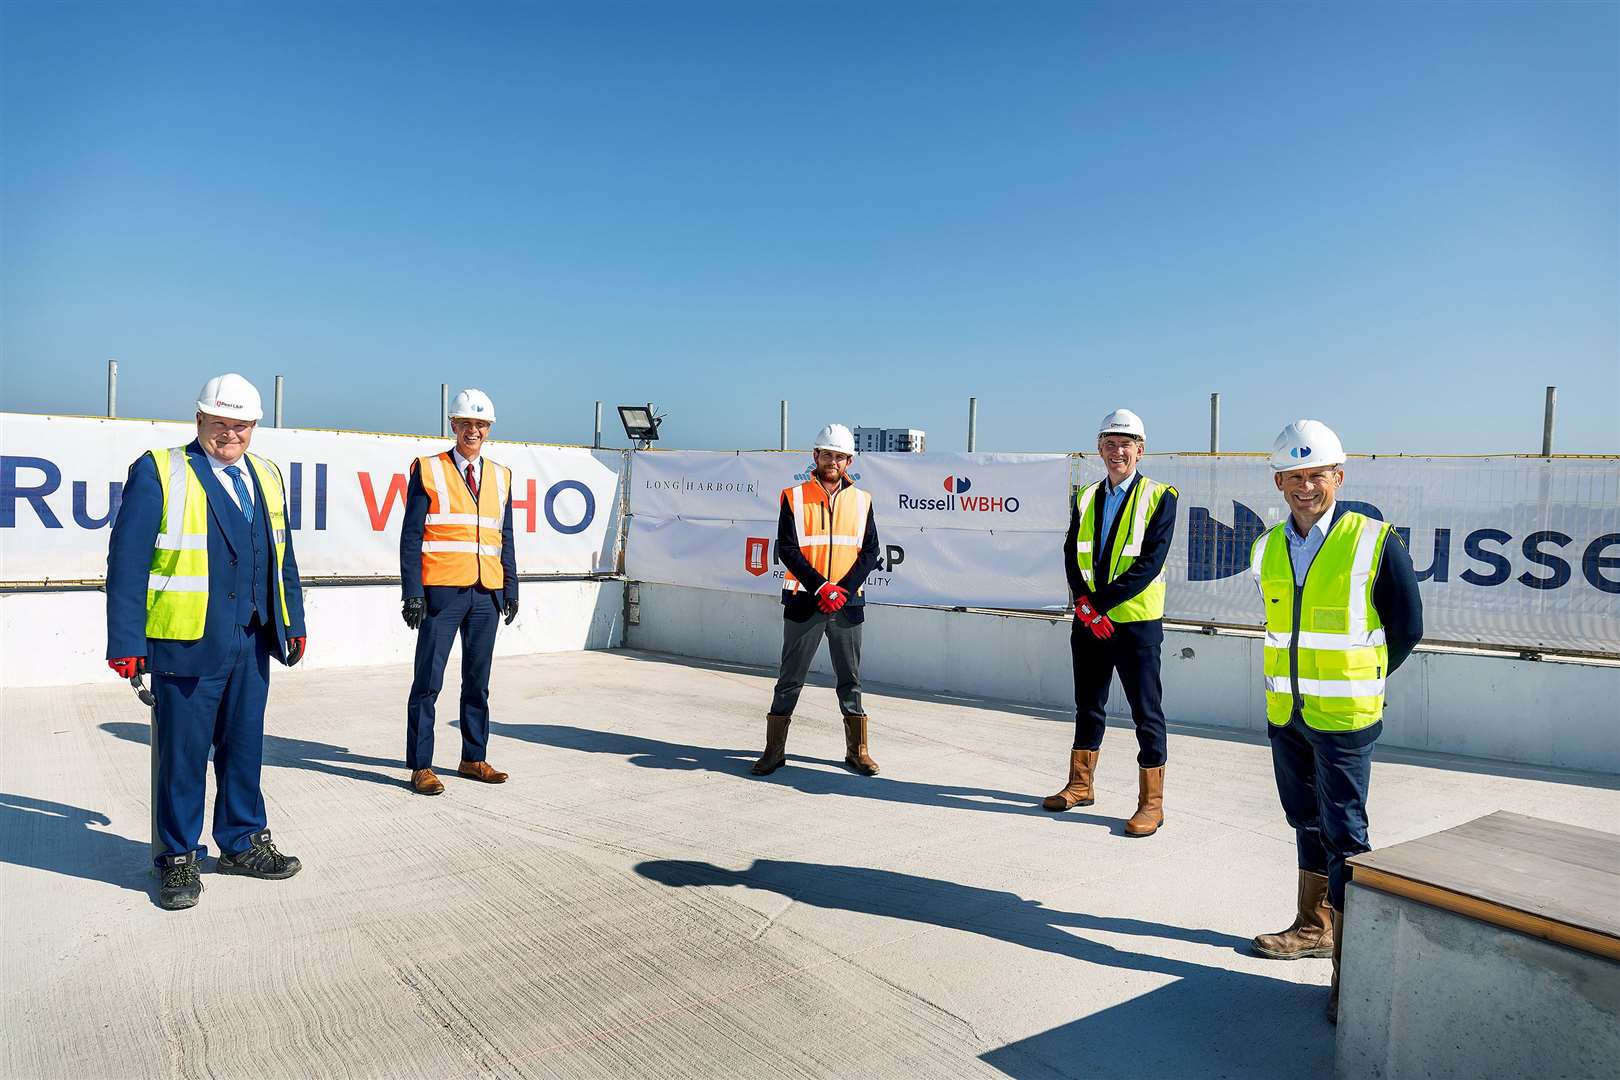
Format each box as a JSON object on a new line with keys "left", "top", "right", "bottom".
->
{"left": 628, "top": 517, "right": 1070, "bottom": 609}
{"left": 0, "top": 414, "right": 626, "bottom": 581}
{"left": 627, "top": 450, "right": 1073, "bottom": 609}
{"left": 628, "top": 449, "right": 1620, "bottom": 654}
{"left": 1144, "top": 454, "right": 1620, "bottom": 653}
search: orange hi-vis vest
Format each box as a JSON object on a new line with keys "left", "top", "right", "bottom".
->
{"left": 417, "top": 452, "right": 512, "bottom": 589}
{"left": 781, "top": 479, "right": 873, "bottom": 595}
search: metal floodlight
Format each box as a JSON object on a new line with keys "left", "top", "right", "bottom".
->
{"left": 618, "top": 404, "right": 662, "bottom": 448}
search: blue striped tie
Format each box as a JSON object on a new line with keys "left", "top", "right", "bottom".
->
{"left": 223, "top": 465, "right": 255, "bottom": 525}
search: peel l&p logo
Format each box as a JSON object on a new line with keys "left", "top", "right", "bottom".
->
{"left": 743, "top": 537, "right": 770, "bottom": 576}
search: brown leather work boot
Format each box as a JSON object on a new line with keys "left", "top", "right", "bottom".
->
{"left": 1123, "top": 765, "right": 1165, "bottom": 836}
{"left": 1251, "top": 870, "right": 1335, "bottom": 959}
{"left": 1042, "top": 749, "right": 1099, "bottom": 811}
{"left": 751, "top": 714, "right": 791, "bottom": 776}
{"left": 458, "top": 760, "right": 508, "bottom": 783}
{"left": 1328, "top": 907, "right": 1343, "bottom": 1024}
{"left": 842, "top": 714, "right": 879, "bottom": 775}
{"left": 411, "top": 768, "right": 445, "bottom": 796}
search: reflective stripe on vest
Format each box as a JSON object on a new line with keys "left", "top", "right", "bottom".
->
{"left": 418, "top": 453, "right": 511, "bottom": 588}
{"left": 1251, "top": 510, "right": 1390, "bottom": 733}
{"left": 1074, "top": 476, "right": 1173, "bottom": 623}
{"left": 145, "top": 447, "right": 292, "bottom": 641}
{"left": 781, "top": 481, "right": 872, "bottom": 594}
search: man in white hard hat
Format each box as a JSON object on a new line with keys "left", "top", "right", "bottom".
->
{"left": 106, "top": 373, "right": 308, "bottom": 910}
{"left": 1249, "top": 419, "right": 1423, "bottom": 1022}
{"left": 751, "top": 423, "right": 882, "bottom": 778}
{"left": 399, "top": 388, "right": 518, "bottom": 795}
{"left": 1045, "top": 409, "right": 1179, "bottom": 836}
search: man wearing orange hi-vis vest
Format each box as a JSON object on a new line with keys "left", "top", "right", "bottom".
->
{"left": 399, "top": 388, "right": 519, "bottom": 796}
{"left": 752, "top": 424, "right": 882, "bottom": 778}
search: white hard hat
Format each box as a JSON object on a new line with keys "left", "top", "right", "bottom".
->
{"left": 813, "top": 423, "right": 855, "bottom": 455}
{"left": 1270, "top": 419, "right": 1346, "bottom": 472}
{"left": 195, "top": 373, "right": 263, "bottom": 422}
{"left": 1098, "top": 408, "right": 1145, "bottom": 440}
{"left": 449, "top": 388, "right": 497, "bottom": 423}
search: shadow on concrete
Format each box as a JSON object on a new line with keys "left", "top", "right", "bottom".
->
{"left": 100, "top": 721, "right": 408, "bottom": 789}
{"left": 634, "top": 858, "right": 1331, "bottom": 1078}
{"left": 489, "top": 720, "right": 1083, "bottom": 823}
{"left": 609, "top": 648, "right": 1620, "bottom": 791}
{"left": 0, "top": 792, "right": 152, "bottom": 897}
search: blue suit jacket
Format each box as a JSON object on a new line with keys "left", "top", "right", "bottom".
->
{"left": 106, "top": 440, "right": 307, "bottom": 677}
{"left": 398, "top": 454, "right": 519, "bottom": 607}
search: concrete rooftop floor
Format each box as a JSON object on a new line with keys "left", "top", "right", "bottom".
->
{"left": 3, "top": 648, "right": 1617, "bottom": 1080}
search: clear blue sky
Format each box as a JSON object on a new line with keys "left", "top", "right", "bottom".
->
{"left": 3, "top": 0, "right": 1615, "bottom": 453}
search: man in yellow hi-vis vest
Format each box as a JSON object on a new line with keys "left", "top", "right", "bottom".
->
{"left": 106, "top": 373, "right": 307, "bottom": 911}
{"left": 1045, "top": 409, "right": 1179, "bottom": 836}
{"left": 752, "top": 423, "right": 881, "bottom": 778}
{"left": 399, "top": 388, "right": 519, "bottom": 796}
{"left": 1249, "top": 419, "right": 1423, "bottom": 1023}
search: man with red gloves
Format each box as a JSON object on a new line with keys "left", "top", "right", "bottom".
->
{"left": 105, "top": 373, "right": 307, "bottom": 910}
{"left": 752, "top": 423, "right": 882, "bottom": 778}
{"left": 1045, "top": 409, "right": 1179, "bottom": 837}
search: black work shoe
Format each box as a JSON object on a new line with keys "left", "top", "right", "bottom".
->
{"left": 157, "top": 854, "right": 203, "bottom": 910}
{"left": 217, "top": 831, "right": 302, "bottom": 880}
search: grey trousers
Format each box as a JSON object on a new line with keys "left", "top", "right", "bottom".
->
{"left": 769, "top": 609, "right": 864, "bottom": 716}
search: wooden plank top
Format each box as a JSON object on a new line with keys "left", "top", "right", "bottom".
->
{"left": 1350, "top": 811, "right": 1620, "bottom": 941}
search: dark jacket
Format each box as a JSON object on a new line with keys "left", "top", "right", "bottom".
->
{"left": 399, "top": 454, "right": 519, "bottom": 607}
{"left": 1062, "top": 475, "right": 1180, "bottom": 616}
{"left": 776, "top": 481, "right": 881, "bottom": 624}
{"left": 106, "top": 440, "right": 306, "bottom": 676}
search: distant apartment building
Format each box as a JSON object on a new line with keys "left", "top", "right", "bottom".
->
{"left": 853, "top": 426, "right": 927, "bottom": 453}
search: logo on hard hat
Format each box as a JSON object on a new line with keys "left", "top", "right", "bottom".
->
{"left": 942, "top": 476, "right": 972, "bottom": 494}
{"left": 1290, "top": 446, "right": 1311, "bottom": 458}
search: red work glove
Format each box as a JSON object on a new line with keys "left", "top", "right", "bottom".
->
{"left": 109, "top": 657, "right": 146, "bottom": 679}
{"left": 1074, "top": 595, "right": 1115, "bottom": 640}
{"left": 287, "top": 637, "right": 307, "bottom": 666}
{"left": 815, "top": 583, "right": 847, "bottom": 614}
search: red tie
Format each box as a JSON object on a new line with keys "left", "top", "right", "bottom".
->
{"left": 465, "top": 463, "right": 478, "bottom": 496}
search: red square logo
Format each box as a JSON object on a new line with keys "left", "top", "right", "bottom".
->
{"left": 744, "top": 537, "right": 770, "bottom": 576}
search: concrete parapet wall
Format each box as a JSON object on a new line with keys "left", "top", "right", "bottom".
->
{"left": 624, "top": 583, "right": 1620, "bottom": 774}
{"left": 1336, "top": 881, "right": 1620, "bottom": 1079}
{"left": 0, "top": 579, "right": 625, "bottom": 690}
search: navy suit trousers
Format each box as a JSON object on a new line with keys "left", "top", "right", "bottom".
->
{"left": 405, "top": 587, "right": 501, "bottom": 770}
{"left": 1269, "top": 718, "right": 1374, "bottom": 912}
{"left": 1070, "top": 618, "right": 1167, "bottom": 767}
{"left": 151, "top": 619, "right": 272, "bottom": 863}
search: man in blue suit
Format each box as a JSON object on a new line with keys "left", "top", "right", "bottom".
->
{"left": 106, "top": 373, "right": 308, "bottom": 910}
{"left": 398, "top": 388, "right": 519, "bottom": 796}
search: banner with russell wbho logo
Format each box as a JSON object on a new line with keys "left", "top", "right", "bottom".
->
{"left": 627, "top": 449, "right": 1620, "bottom": 654}
{"left": 626, "top": 450, "right": 1075, "bottom": 611}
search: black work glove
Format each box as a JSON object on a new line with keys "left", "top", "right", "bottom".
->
{"left": 503, "top": 598, "right": 519, "bottom": 626}
{"left": 403, "top": 597, "right": 425, "bottom": 630}
{"left": 286, "top": 636, "right": 307, "bottom": 666}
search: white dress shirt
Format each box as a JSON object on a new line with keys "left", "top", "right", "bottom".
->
{"left": 202, "top": 450, "right": 254, "bottom": 512}
{"left": 451, "top": 448, "right": 483, "bottom": 491}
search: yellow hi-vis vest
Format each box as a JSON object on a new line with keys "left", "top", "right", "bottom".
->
{"left": 417, "top": 452, "right": 512, "bottom": 589}
{"left": 1074, "top": 476, "right": 1174, "bottom": 622}
{"left": 781, "top": 480, "right": 873, "bottom": 595}
{"left": 145, "top": 446, "right": 291, "bottom": 641}
{"left": 1251, "top": 510, "right": 1392, "bottom": 733}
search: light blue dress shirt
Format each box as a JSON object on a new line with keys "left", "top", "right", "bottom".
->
{"left": 1285, "top": 511, "right": 1333, "bottom": 586}
{"left": 1099, "top": 471, "right": 1137, "bottom": 544}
